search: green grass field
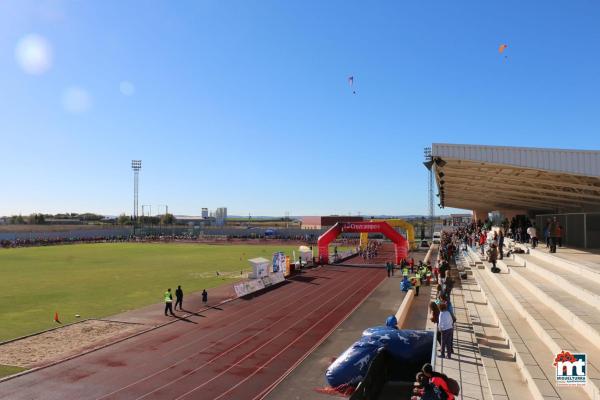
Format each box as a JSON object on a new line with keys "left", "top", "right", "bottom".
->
{"left": 0, "top": 243, "right": 313, "bottom": 342}
{"left": 0, "top": 364, "right": 26, "bottom": 379}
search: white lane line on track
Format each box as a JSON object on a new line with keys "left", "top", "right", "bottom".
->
{"left": 96, "top": 267, "right": 354, "bottom": 400}
{"left": 253, "top": 270, "right": 387, "bottom": 400}
{"left": 135, "top": 268, "right": 373, "bottom": 400}
{"left": 176, "top": 271, "right": 384, "bottom": 400}
{"left": 125, "top": 266, "right": 370, "bottom": 399}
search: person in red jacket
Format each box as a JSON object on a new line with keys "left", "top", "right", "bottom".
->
{"left": 421, "top": 363, "right": 458, "bottom": 400}
{"left": 479, "top": 231, "right": 487, "bottom": 256}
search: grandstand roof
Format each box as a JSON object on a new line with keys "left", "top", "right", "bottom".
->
{"left": 429, "top": 143, "right": 600, "bottom": 213}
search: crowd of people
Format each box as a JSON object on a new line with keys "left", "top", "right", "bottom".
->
{"left": 503, "top": 216, "right": 564, "bottom": 253}
{"left": 0, "top": 231, "right": 315, "bottom": 249}
{"left": 224, "top": 233, "right": 319, "bottom": 243}
{"left": 398, "top": 258, "right": 436, "bottom": 296}
{"left": 359, "top": 240, "right": 381, "bottom": 260}
{"left": 0, "top": 235, "right": 134, "bottom": 248}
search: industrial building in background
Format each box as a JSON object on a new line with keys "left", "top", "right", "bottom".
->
{"left": 215, "top": 207, "right": 227, "bottom": 226}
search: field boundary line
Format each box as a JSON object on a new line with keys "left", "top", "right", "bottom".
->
{"left": 0, "top": 293, "right": 245, "bottom": 384}
{"left": 0, "top": 267, "right": 316, "bottom": 384}
{"left": 0, "top": 318, "right": 93, "bottom": 346}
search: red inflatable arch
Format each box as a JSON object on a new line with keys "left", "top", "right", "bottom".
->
{"left": 318, "top": 221, "right": 409, "bottom": 264}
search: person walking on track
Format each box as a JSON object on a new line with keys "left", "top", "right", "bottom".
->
{"left": 164, "top": 288, "right": 176, "bottom": 316}
{"left": 202, "top": 289, "right": 208, "bottom": 305}
{"left": 175, "top": 285, "right": 183, "bottom": 311}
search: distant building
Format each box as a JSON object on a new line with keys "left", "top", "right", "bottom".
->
{"left": 201, "top": 208, "right": 209, "bottom": 219}
{"left": 215, "top": 207, "right": 227, "bottom": 226}
{"left": 300, "top": 215, "right": 364, "bottom": 229}
{"left": 450, "top": 213, "right": 472, "bottom": 226}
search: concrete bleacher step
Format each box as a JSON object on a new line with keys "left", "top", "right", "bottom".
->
{"left": 468, "top": 246, "right": 600, "bottom": 400}
{"left": 499, "top": 257, "right": 600, "bottom": 351}
{"left": 491, "top": 266, "right": 600, "bottom": 400}
{"left": 425, "top": 268, "right": 495, "bottom": 400}
{"left": 511, "top": 252, "right": 600, "bottom": 313}
{"left": 514, "top": 244, "right": 600, "bottom": 287}
{"left": 473, "top": 267, "right": 588, "bottom": 400}
{"left": 460, "top": 273, "right": 534, "bottom": 399}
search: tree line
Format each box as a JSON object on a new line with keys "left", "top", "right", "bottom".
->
{"left": 3, "top": 213, "right": 177, "bottom": 226}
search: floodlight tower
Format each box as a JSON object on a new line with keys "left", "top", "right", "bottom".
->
{"left": 131, "top": 160, "right": 142, "bottom": 233}
{"left": 423, "top": 148, "right": 434, "bottom": 239}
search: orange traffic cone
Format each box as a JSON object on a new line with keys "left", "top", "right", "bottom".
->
{"left": 54, "top": 311, "right": 60, "bottom": 323}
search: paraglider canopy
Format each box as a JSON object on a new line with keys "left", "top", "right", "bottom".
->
{"left": 498, "top": 44, "right": 508, "bottom": 53}
{"left": 347, "top": 75, "right": 356, "bottom": 94}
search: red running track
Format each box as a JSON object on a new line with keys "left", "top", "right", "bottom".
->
{"left": 0, "top": 265, "right": 385, "bottom": 400}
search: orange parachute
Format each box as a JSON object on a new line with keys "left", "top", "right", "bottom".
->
{"left": 498, "top": 44, "right": 508, "bottom": 54}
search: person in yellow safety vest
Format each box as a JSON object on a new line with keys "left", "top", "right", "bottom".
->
{"left": 413, "top": 272, "right": 421, "bottom": 296}
{"left": 403, "top": 266, "right": 409, "bottom": 277}
{"left": 164, "top": 288, "right": 176, "bottom": 316}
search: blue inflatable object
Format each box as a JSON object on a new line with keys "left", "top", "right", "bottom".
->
{"left": 400, "top": 276, "right": 412, "bottom": 292}
{"left": 385, "top": 315, "right": 398, "bottom": 328}
{"left": 325, "top": 327, "right": 433, "bottom": 387}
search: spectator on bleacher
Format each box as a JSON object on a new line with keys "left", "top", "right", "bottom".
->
{"left": 544, "top": 219, "right": 551, "bottom": 248}
{"left": 549, "top": 217, "right": 559, "bottom": 253}
{"left": 498, "top": 230, "right": 505, "bottom": 259}
{"left": 429, "top": 301, "right": 441, "bottom": 345}
{"left": 527, "top": 223, "right": 538, "bottom": 249}
{"left": 412, "top": 371, "right": 450, "bottom": 400}
{"left": 438, "top": 303, "right": 454, "bottom": 359}
{"left": 487, "top": 243, "right": 500, "bottom": 273}
{"left": 419, "top": 364, "right": 457, "bottom": 400}
{"left": 478, "top": 231, "right": 486, "bottom": 256}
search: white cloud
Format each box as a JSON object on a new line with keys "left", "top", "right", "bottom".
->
{"left": 15, "top": 34, "right": 53, "bottom": 75}
{"left": 62, "top": 87, "right": 92, "bottom": 114}
{"left": 119, "top": 81, "right": 135, "bottom": 96}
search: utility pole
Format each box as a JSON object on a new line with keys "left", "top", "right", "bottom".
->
{"left": 423, "top": 148, "right": 434, "bottom": 240}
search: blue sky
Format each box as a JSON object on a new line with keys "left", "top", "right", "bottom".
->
{"left": 1, "top": 1, "right": 600, "bottom": 217}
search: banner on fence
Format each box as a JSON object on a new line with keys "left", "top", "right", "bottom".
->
{"left": 234, "top": 279, "right": 266, "bottom": 297}
{"left": 272, "top": 252, "right": 286, "bottom": 273}
{"left": 285, "top": 256, "right": 291, "bottom": 276}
